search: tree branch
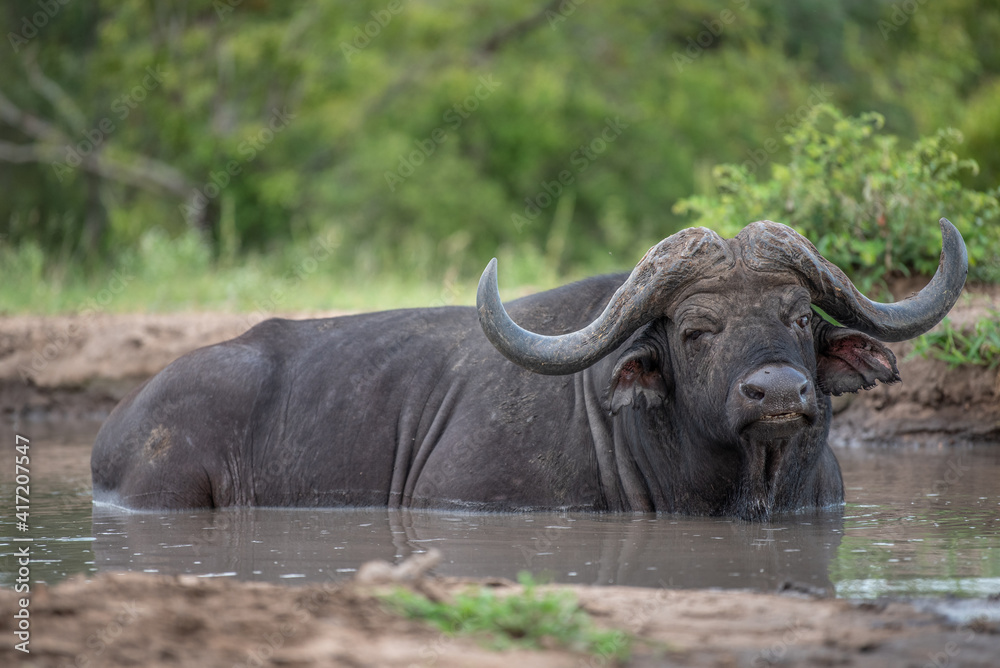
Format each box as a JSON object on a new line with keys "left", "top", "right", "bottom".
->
{"left": 0, "top": 70, "right": 198, "bottom": 195}
{"left": 0, "top": 138, "right": 191, "bottom": 196}
{"left": 0, "top": 140, "right": 54, "bottom": 163}
{"left": 23, "top": 45, "right": 89, "bottom": 134}
{"left": 480, "top": 0, "right": 563, "bottom": 54}
{"left": 0, "top": 63, "right": 206, "bottom": 228}
{"left": 95, "top": 152, "right": 193, "bottom": 199}
{"left": 0, "top": 88, "right": 63, "bottom": 142}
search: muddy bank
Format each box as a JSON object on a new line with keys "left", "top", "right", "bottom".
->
{"left": 0, "top": 310, "right": 344, "bottom": 427}
{"left": 1, "top": 292, "right": 997, "bottom": 442}
{"left": 828, "top": 284, "right": 1000, "bottom": 446}
{"left": 829, "top": 350, "right": 1000, "bottom": 446}
{"left": 2, "top": 570, "right": 999, "bottom": 667}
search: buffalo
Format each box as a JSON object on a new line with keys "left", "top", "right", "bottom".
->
{"left": 90, "top": 219, "right": 967, "bottom": 520}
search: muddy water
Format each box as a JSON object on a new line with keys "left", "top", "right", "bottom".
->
{"left": 2, "top": 426, "right": 999, "bottom": 598}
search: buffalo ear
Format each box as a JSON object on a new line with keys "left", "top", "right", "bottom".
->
{"left": 608, "top": 345, "right": 669, "bottom": 414}
{"left": 815, "top": 323, "right": 900, "bottom": 396}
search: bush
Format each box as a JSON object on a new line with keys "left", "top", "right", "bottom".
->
{"left": 674, "top": 105, "right": 1000, "bottom": 291}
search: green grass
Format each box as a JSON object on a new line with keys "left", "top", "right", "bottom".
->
{"left": 0, "top": 228, "right": 573, "bottom": 315}
{"left": 909, "top": 314, "right": 1000, "bottom": 369}
{"left": 0, "top": 261, "right": 479, "bottom": 315}
{"left": 380, "top": 572, "right": 631, "bottom": 661}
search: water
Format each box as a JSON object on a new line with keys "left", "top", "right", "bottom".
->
{"left": 2, "top": 426, "right": 999, "bottom": 599}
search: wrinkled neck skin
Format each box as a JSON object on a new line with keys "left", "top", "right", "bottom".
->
{"left": 583, "top": 271, "right": 844, "bottom": 520}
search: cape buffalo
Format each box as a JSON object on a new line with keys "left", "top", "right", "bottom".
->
{"left": 91, "top": 219, "right": 967, "bottom": 520}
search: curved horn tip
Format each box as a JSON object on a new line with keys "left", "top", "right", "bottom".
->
{"left": 476, "top": 258, "right": 500, "bottom": 311}
{"left": 867, "top": 216, "right": 968, "bottom": 342}
{"left": 939, "top": 217, "right": 957, "bottom": 239}
{"left": 940, "top": 217, "right": 966, "bottom": 248}
{"left": 937, "top": 217, "right": 969, "bottom": 273}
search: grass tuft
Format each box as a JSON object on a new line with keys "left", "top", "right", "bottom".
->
{"left": 379, "top": 572, "right": 631, "bottom": 661}
{"left": 909, "top": 313, "right": 1000, "bottom": 369}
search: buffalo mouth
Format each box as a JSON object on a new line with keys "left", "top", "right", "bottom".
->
{"left": 740, "top": 411, "right": 813, "bottom": 439}
{"left": 758, "top": 412, "right": 805, "bottom": 423}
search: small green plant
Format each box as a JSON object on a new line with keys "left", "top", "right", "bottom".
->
{"left": 909, "top": 313, "right": 1000, "bottom": 368}
{"left": 380, "top": 572, "right": 631, "bottom": 661}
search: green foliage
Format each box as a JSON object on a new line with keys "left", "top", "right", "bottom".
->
{"left": 909, "top": 315, "right": 1000, "bottom": 369}
{"left": 380, "top": 572, "right": 630, "bottom": 661}
{"left": 2, "top": 1, "right": 1000, "bottom": 312}
{"left": 674, "top": 105, "right": 1000, "bottom": 290}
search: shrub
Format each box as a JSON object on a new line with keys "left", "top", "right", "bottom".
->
{"left": 674, "top": 105, "right": 1000, "bottom": 292}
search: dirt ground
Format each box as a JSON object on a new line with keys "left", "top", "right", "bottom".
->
{"left": 0, "top": 310, "right": 347, "bottom": 426}
{"left": 2, "top": 569, "right": 999, "bottom": 668}
{"left": 1, "top": 289, "right": 998, "bottom": 667}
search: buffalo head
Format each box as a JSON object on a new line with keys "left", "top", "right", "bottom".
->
{"left": 477, "top": 219, "right": 967, "bottom": 519}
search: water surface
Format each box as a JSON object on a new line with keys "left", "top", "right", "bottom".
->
{"left": 2, "top": 426, "right": 998, "bottom": 598}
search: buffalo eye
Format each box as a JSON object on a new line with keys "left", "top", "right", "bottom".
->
{"left": 682, "top": 328, "right": 707, "bottom": 343}
{"left": 795, "top": 314, "right": 810, "bottom": 329}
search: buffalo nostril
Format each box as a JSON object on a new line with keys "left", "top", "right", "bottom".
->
{"left": 741, "top": 383, "right": 766, "bottom": 402}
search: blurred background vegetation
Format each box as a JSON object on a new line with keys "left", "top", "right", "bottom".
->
{"left": 1, "top": 0, "right": 998, "bottom": 313}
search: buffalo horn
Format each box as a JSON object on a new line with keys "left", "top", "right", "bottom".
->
{"left": 477, "top": 227, "right": 734, "bottom": 374}
{"left": 738, "top": 218, "right": 967, "bottom": 342}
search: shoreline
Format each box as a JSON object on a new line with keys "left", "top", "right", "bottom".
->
{"left": 1, "top": 303, "right": 997, "bottom": 666}
{"left": 1, "top": 570, "right": 998, "bottom": 667}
